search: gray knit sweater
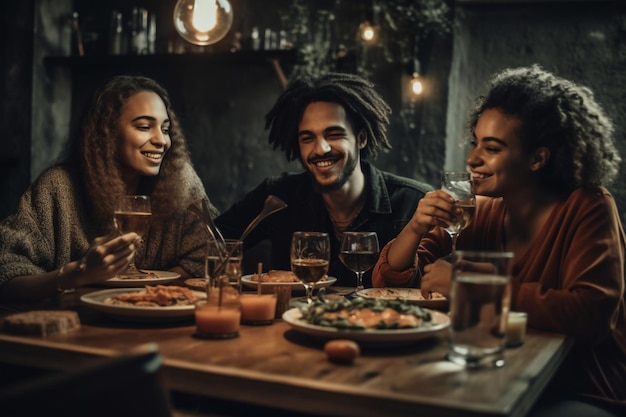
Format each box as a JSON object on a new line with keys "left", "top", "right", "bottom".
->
{"left": 0, "top": 165, "right": 212, "bottom": 287}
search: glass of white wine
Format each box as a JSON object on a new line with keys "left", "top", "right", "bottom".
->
{"left": 113, "top": 195, "right": 151, "bottom": 276}
{"left": 441, "top": 171, "right": 475, "bottom": 254}
{"left": 339, "top": 231, "right": 380, "bottom": 293}
{"left": 290, "top": 232, "right": 330, "bottom": 305}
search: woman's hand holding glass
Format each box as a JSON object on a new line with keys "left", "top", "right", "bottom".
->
{"left": 389, "top": 186, "right": 469, "bottom": 287}
{"left": 79, "top": 233, "right": 140, "bottom": 284}
{"left": 58, "top": 233, "right": 139, "bottom": 291}
{"left": 409, "top": 190, "right": 463, "bottom": 236}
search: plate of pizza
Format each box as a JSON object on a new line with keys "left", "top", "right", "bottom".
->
{"left": 356, "top": 288, "right": 448, "bottom": 310}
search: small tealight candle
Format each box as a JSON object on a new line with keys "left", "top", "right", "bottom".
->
{"left": 195, "top": 300, "right": 241, "bottom": 339}
{"left": 240, "top": 293, "right": 277, "bottom": 325}
{"left": 506, "top": 311, "right": 528, "bottom": 347}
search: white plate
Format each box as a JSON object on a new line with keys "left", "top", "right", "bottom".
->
{"left": 282, "top": 308, "right": 450, "bottom": 344}
{"left": 81, "top": 288, "right": 204, "bottom": 321}
{"left": 356, "top": 288, "right": 449, "bottom": 310}
{"left": 101, "top": 270, "right": 181, "bottom": 287}
{"left": 241, "top": 274, "right": 337, "bottom": 290}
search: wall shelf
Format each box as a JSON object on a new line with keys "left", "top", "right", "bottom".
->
{"left": 44, "top": 50, "right": 296, "bottom": 88}
{"left": 43, "top": 49, "right": 295, "bottom": 68}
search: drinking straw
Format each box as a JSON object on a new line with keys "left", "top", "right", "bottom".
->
{"left": 257, "top": 262, "right": 263, "bottom": 296}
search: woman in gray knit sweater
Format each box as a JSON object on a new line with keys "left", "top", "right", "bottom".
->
{"left": 0, "top": 75, "right": 216, "bottom": 302}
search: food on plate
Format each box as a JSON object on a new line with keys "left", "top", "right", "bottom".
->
{"left": 324, "top": 339, "right": 360, "bottom": 364}
{"left": 103, "top": 285, "right": 200, "bottom": 307}
{"left": 299, "top": 292, "right": 433, "bottom": 330}
{"left": 184, "top": 278, "right": 208, "bottom": 291}
{"left": 363, "top": 288, "right": 446, "bottom": 301}
{"left": 3, "top": 310, "right": 80, "bottom": 336}
{"left": 115, "top": 271, "right": 159, "bottom": 280}
{"left": 252, "top": 270, "right": 328, "bottom": 283}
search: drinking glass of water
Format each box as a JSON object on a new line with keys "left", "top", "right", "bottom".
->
{"left": 448, "top": 250, "right": 514, "bottom": 368}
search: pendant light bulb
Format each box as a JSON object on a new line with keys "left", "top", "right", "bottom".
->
{"left": 173, "top": 0, "right": 233, "bottom": 46}
{"left": 359, "top": 21, "right": 378, "bottom": 44}
{"left": 411, "top": 72, "right": 423, "bottom": 96}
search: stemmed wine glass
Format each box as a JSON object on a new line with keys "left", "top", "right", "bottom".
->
{"left": 290, "top": 232, "right": 330, "bottom": 305}
{"left": 339, "top": 231, "right": 380, "bottom": 293}
{"left": 441, "top": 171, "right": 475, "bottom": 254}
{"left": 114, "top": 195, "right": 151, "bottom": 276}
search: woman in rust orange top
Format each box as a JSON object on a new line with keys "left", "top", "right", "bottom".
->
{"left": 372, "top": 65, "right": 625, "bottom": 413}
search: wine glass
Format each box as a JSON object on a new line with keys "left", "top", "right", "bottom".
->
{"left": 290, "top": 232, "right": 330, "bottom": 305}
{"left": 114, "top": 195, "right": 151, "bottom": 276}
{"left": 441, "top": 171, "right": 475, "bottom": 254}
{"left": 339, "top": 231, "right": 380, "bottom": 293}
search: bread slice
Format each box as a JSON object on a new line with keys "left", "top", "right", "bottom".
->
{"left": 3, "top": 310, "right": 80, "bottom": 336}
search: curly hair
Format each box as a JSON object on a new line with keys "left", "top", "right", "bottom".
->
{"left": 64, "top": 75, "right": 205, "bottom": 232}
{"left": 265, "top": 72, "right": 392, "bottom": 161}
{"left": 466, "top": 64, "right": 621, "bottom": 193}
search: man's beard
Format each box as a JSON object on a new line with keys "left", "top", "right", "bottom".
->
{"left": 305, "top": 152, "right": 359, "bottom": 193}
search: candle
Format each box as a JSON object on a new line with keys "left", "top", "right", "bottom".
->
{"left": 195, "top": 301, "right": 241, "bottom": 339}
{"left": 506, "top": 311, "right": 528, "bottom": 347}
{"left": 240, "top": 294, "right": 277, "bottom": 325}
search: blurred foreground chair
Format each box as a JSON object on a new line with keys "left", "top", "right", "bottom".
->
{"left": 0, "top": 343, "right": 172, "bottom": 417}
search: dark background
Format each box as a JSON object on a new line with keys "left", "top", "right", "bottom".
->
{"left": 1, "top": 0, "right": 624, "bottom": 226}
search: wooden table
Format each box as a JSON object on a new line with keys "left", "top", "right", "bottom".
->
{"left": 0, "top": 289, "right": 573, "bottom": 417}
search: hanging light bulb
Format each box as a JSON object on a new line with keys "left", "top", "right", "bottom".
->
{"left": 173, "top": 0, "right": 233, "bottom": 46}
{"left": 359, "top": 21, "right": 378, "bottom": 44}
{"left": 359, "top": 0, "right": 380, "bottom": 44}
{"left": 411, "top": 72, "right": 423, "bottom": 96}
{"left": 409, "top": 57, "right": 423, "bottom": 96}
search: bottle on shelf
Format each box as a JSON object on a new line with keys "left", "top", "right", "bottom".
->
{"left": 148, "top": 14, "right": 157, "bottom": 54}
{"left": 71, "top": 12, "right": 85, "bottom": 56}
{"left": 130, "top": 7, "right": 149, "bottom": 55}
{"left": 108, "top": 10, "right": 127, "bottom": 55}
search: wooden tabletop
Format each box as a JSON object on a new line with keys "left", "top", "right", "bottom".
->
{"left": 0, "top": 288, "right": 573, "bottom": 417}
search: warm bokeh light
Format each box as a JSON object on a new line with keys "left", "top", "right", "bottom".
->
{"left": 411, "top": 72, "right": 423, "bottom": 95}
{"left": 362, "top": 27, "right": 375, "bottom": 41}
{"left": 173, "top": 0, "right": 233, "bottom": 46}
{"left": 359, "top": 21, "right": 377, "bottom": 43}
{"left": 192, "top": 0, "right": 217, "bottom": 32}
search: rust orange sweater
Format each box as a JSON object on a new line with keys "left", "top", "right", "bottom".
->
{"left": 373, "top": 186, "right": 626, "bottom": 406}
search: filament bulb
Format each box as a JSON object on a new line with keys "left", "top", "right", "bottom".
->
{"left": 411, "top": 72, "right": 423, "bottom": 95}
{"left": 192, "top": 0, "right": 217, "bottom": 32}
{"left": 174, "top": 0, "right": 233, "bottom": 46}
{"left": 359, "top": 21, "right": 377, "bottom": 43}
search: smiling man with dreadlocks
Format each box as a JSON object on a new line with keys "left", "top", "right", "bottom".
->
{"left": 215, "top": 73, "right": 432, "bottom": 288}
